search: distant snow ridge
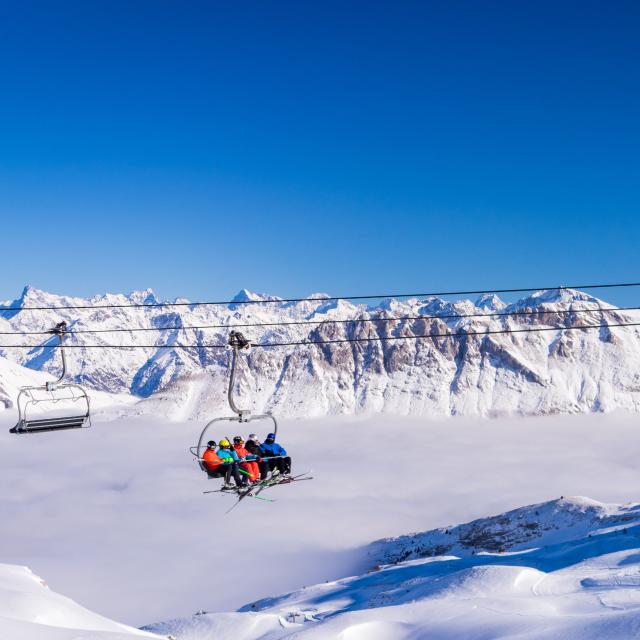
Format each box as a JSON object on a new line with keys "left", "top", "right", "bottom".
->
{"left": 1, "top": 284, "right": 640, "bottom": 419}
{"left": 146, "top": 497, "right": 640, "bottom": 640}
{"left": 0, "top": 564, "right": 158, "bottom": 639}
{"left": 368, "top": 495, "right": 640, "bottom": 564}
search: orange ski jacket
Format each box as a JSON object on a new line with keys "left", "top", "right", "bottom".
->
{"left": 202, "top": 448, "right": 224, "bottom": 472}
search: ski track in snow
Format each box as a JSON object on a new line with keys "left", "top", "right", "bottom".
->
{"left": 2, "top": 411, "right": 640, "bottom": 638}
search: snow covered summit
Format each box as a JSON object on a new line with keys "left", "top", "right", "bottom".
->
{"left": 1, "top": 285, "right": 640, "bottom": 419}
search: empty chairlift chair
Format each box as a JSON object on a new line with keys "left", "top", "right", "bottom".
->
{"left": 10, "top": 322, "right": 91, "bottom": 434}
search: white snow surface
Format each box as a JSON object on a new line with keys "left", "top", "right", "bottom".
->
{"left": 3, "top": 410, "right": 640, "bottom": 638}
{"left": 0, "top": 563, "right": 159, "bottom": 639}
{"left": 2, "top": 285, "right": 640, "bottom": 419}
{"left": 149, "top": 506, "right": 640, "bottom": 639}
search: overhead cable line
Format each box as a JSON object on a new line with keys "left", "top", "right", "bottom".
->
{"left": 0, "top": 304, "right": 638, "bottom": 336}
{"left": 1, "top": 320, "right": 639, "bottom": 349}
{"left": 256, "top": 321, "right": 640, "bottom": 348}
{"left": 1, "top": 281, "right": 640, "bottom": 312}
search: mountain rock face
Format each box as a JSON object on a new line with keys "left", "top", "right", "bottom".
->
{"left": 1, "top": 285, "right": 640, "bottom": 419}
{"left": 369, "top": 496, "right": 640, "bottom": 564}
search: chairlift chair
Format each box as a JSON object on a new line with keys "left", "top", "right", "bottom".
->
{"left": 191, "top": 331, "right": 278, "bottom": 476}
{"left": 10, "top": 322, "right": 91, "bottom": 434}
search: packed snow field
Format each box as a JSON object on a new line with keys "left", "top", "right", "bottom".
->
{"left": 3, "top": 409, "right": 640, "bottom": 638}
{"left": 0, "top": 564, "right": 156, "bottom": 639}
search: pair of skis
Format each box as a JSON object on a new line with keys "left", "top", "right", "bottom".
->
{"left": 205, "top": 471, "right": 313, "bottom": 514}
{"left": 224, "top": 471, "right": 313, "bottom": 514}
{"left": 249, "top": 470, "right": 313, "bottom": 500}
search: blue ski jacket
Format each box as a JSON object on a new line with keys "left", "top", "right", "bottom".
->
{"left": 216, "top": 448, "right": 240, "bottom": 463}
{"left": 261, "top": 441, "right": 287, "bottom": 457}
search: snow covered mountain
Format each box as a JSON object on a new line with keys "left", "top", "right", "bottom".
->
{"left": 0, "top": 356, "right": 48, "bottom": 410}
{"left": 10, "top": 495, "right": 640, "bottom": 640}
{"left": 368, "top": 495, "right": 640, "bottom": 564}
{"left": 1, "top": 285, "right": 640, "bottom": 419}
{"left": 0, "top": 564, "right": 159, "bottom": 639}
{"left": 145, "top": 496, "right": 640, "bottom": 640}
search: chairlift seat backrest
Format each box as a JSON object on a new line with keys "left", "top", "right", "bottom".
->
{"left": 9, "top": 322, "right": 92, "bottom": 436}
{"left": 10, "top": 383, "right": 91, "bottom": 435}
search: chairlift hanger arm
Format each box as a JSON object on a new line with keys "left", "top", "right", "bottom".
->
{"left": 227, "top": 331, "right": 251, "bottom": 417}
{"left": 224, "top": 332, "right": 277, "bottom": 434}
{"left": 47, "top": 322, "right": 69, "bottom": 390}
{"left": 191, "top": 331, "right": 278, "bottom": 471}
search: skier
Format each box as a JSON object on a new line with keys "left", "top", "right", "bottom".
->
{"left": 216, "top": 438, "right": 248, "bottom": 486}
{"left": 233, "top": 436, "right": 260, "bottom": 483}
{"left": 245, "top": 433, "right": 270, "bottom": 480}
{"left": 260, "top": 432, "right": 291, "bottom": 476}
{"left": 202, "top": 440, "right": 243, "bottom": 488}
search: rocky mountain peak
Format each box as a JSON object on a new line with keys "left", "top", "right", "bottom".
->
{"left": 476, "top": 293, "right": 506, "bottom": 311}
{"left": 127, "top": 288, "right": 159, "bottom": 305}
{"left": 0, "top": 285, "right": 637, "bottom": 421}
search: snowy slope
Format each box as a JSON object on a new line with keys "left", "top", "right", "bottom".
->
{"left": 147, "top": 497, "right": 640, "bottom": 640}
{"left": 0, "top": 356, "right": 48, "bottom": 409}
{"left": 1, "top": 285, "right": 640, "bottom": 419}
{"left": 0, "top": 564, "right": 160, "bottom": 639}
{"left": 0, "top": 350, "right": 136, "bottom": 425}
{"left": 369, "top": 495, "right": 640, "bottom": 563}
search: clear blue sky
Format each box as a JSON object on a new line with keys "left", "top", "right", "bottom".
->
{"left": 0, "top": 1, "right": 638, "bottom": 305}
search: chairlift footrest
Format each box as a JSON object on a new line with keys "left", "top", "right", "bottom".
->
{"left": 11, "top": 416, "right": 90, "bottom": 434}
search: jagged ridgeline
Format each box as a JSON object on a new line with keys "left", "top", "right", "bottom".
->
{"left": 0, "top": 285, "right": 639, "bottom": 419}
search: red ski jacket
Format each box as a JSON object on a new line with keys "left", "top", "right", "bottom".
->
{"left": 234, "top": 444, "right": 260, "bottom": 482}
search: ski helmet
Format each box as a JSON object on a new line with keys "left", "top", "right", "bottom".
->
{"left": 265, "top": 432, "right": 276, "bottom": 442}
{"left": 219, "top": 438, "right": 230, "bottom": 447}
{"left": 248, "top": 433, "right": 258, "bottom": 442}
{"left": 233, "top": 436, "right": 244, "bottom": 444}
{"left": 207, "top": 440, "right": 217, "bottom": 448}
